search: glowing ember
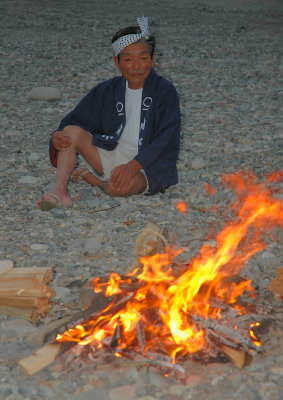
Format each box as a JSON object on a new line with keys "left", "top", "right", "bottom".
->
{"left": 204, "top": 183, "right": 217, "bottom": 196}
{"left": 176, "top": 201, "right": 187, "bottom": 214}
{"left": 57, "top": 171, "right": 282, "bottom": 362}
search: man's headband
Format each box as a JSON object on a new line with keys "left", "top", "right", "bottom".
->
{"left": 112, "top": 16, "right": 150, "bottom": 57}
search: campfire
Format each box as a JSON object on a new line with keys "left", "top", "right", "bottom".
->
{"left": 19, "top": 171, "right": 283, "bottom": 376}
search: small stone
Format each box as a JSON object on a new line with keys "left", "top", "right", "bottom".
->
{"left": 109, "top": 385, "right": 136, "bottom": 400}
{"left": 138, "top": 397, "right": 158, "bottom": 400}
{"left": 191, "top": 158, "right": 205, "bottom": 169}
{"left": 18, "top": 176, "right": 37, "bottom": 184}
{"left": 53, "top": 286, "right": 72, "bottom": 303}
{"left": 28, "top": 152, "right": 41, "bottom": 162}
{"left": 148, "top": 370, "right": 168, "bottom": 389}
{"left": 30, "top": 243, "right": 49, "bottom": 251}
{"left": 50, "top": 208, "right": 67, "bottom": 219}
{"left": 259, "top": 250, "right": 278, "bottom": 269}
{"left": 185, "top": 374, "right": 203, "bottom": 387}
{"left": 168, "top": 384, "right": 186, "bottom": 396}
{"left": 270, "top": 366, "right": 283, "bottom": 376}
{"left": 0, "top": 259, "right": 13, "bottom": 274}
{"left": 1, "top": 319, "right": 34, "bottom": 335}
{"left": 86, "top": 199, "right": 102, "bottom": 209}
{"left": 84, "top": 238, "right": 102, "bottom": 252}
{"left": 29, "top": 87, "right": 61, "bottom": 101}
{"left": 5, "top": 129, "right": 22, "bottom": 138}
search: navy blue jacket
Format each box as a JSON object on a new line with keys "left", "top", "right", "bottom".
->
{"left": 50, "top": 68, "right": 181, "bottom": 195}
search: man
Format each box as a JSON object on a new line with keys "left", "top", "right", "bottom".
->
{"left": 37, "top": 17, "right": 181, "bottom": 211}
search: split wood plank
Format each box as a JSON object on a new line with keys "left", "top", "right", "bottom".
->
{"left": 0, "top": 278, "right": 47, "bottom": 290}
{"left": 24, "top": 315, "right": 76, "bottom": 347}
{"left": 222, "top": 345, "right": 252, "bottom": 368}
{"left": 18, "top": 344, "right": 62, "bottom": 375}
{"left": 0, "top": 286, "right": 54, "bottom": 298}
{"left": 0, "top": 305, "right": 41, "bottom": 323}
{"left": 0, "top": 296, "right": 50, "bottom": 312}
{"left": 2, "top": 267, "right": 53, "bottom": 283}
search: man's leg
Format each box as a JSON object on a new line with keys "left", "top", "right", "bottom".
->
{"left": 37, "top": 126, "right": 103, "bottom": 209}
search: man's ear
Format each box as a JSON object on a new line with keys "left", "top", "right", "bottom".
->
{"left": 151, "top": 55, "right": 155, "bottom": 66}
{"left": 114, "top": 56, "right": 120, "bottom": 70}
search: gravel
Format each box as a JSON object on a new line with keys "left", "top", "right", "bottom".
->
{"left": 0, "top": 0, "right": 282, "bottom": 399}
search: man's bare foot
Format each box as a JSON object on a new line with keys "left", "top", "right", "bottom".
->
{"left": 72, "top": 168, "right": 103, "bottom": 186}
{"left": 36, "top": 192, "right": 72, "bottom": 211}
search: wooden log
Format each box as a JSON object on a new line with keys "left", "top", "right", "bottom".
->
{"left": 0, "top": 305, "right": 42, "bottom": 323}
{"left": 0, "top": 296, "right": 50, "bottom": 312}
{"left": 0, "top": 286, "right": 54, "bottom": 299}
{"left": 1, "top": 267, "right": 53, "bottom": 284}
{"left": 24, "top": 315, "right": 77, "bottom": 347}
{"left": 18, "top": 343, "right": 62, "bottom": 375}
{"left": 222, "top": 345, "right": 252, "bottom": 368}
{"left": 192, "top": 314, "right": 261, "bottom": 352}
{"left": 0, "top": 277, "right": 47, "bottom": 290}
{"left": 3, "top": 267, "right": 53, "bottom": 283}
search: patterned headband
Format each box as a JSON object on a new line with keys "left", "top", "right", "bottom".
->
{"left": 112, "top": 16, "right": 150, "bottom": 57}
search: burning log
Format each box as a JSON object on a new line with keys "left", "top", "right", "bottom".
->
{"left": 0, "top": 267, "right": 54, "bottom": 322}
{"left": 193, "top": 314, "right": 261, "bottom": 352}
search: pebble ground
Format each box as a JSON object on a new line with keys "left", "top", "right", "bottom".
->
{"left": 0, "top": 0, "right": 282, "bottom": 399}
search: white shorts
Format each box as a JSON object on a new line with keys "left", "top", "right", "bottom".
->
{"left": 78, "top": 135, "right": 148, "bottom": 189}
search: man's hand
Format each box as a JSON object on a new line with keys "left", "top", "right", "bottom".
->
{"left": 110, "top": 160, "right": 142, "bottom": 193}
{"left": 52, "top": 131, "right": 72, "bottom": 151}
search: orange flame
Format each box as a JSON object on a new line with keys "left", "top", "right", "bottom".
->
{"left": 57, "top": 171, "right": 282, "bottom": 361}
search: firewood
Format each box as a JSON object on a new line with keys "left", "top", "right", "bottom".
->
{"left": 0, "top": 295, "right": 50, "bottom": 312}
{"left": 20, "top": 293, "right": 136, "bottom": 374}
{"left": 18, "top": 343, "right": 62, "bottom": 375}
{"left": 3, "top": 267, "right": 53, "bottom": 283}
{"left": 193, "top": 314, "right": 261, "bottom": 352}
{"left": 0, "top": 305, "right": 42, "bottom": 323}
{"left": 24, "top": 315, "right": 77, "bottom": 347}
{"left": 0, "top": 286, "right": 54, "bottom": 299}
{"left": 222, "top": 345, "right": 252, "bottom": 368}
{"left": 0, "top": 277, "right": 47, "bottom": 290}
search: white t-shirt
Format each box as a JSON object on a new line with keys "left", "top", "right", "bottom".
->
{"left": 117, "top": 82, "right": 142, "bottom": 156}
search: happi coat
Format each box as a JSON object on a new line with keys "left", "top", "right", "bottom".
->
{"left": 49, "top": 68, "right": 181, "bottom": 195}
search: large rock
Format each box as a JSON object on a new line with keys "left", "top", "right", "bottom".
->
{"left": 29, "top": 87, "right": 61, "bottom": 101}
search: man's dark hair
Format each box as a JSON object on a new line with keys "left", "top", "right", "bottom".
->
{"left": 112, "top": 26, "right": 156, "bottom": 60}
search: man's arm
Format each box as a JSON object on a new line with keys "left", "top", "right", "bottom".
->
{"left": 110, "top": 159, "right": 142, "bottom": 192}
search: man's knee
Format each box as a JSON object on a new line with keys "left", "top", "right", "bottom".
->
{"left": 63, "top": 125, "right": 87, "bottom": 141}
{"left": 63, "top": 125, "right": 91, "bottom": 149}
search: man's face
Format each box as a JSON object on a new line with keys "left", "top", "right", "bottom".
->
{"left": 114, "top": 42, "right": 154, "bottom": 89}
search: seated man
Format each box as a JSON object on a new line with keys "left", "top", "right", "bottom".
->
{"left": 37, "top": 17, "right": 181, "bottom": 211}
